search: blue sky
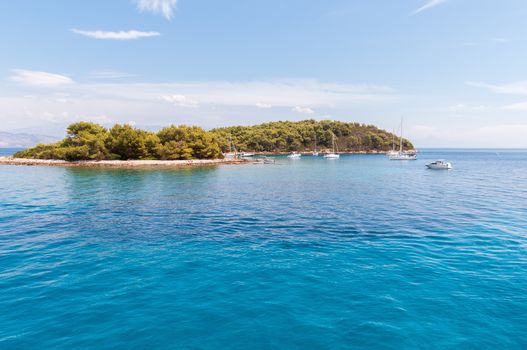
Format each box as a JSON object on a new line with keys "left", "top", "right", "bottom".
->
{"left": 1, "top": 0, "right": 527, "bottom": 147}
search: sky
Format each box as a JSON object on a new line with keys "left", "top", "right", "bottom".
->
{"left": 1, "top": 0, "right": 527, "bottom": 147}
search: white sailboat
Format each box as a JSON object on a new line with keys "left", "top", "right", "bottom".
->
{"left": 223, "top": 136, "right": 237, "bottom": 158}
{"left": 313, "top": 133, "right": 319, "bottom": 156}
{"left": 386, "top": 129, "right": 398, "bottom": 157}
{"left": 389, "top": 118, "right": 417, "bottom": 160}
{"left": 324, "top": 132, "right": 340, "bottom": 159}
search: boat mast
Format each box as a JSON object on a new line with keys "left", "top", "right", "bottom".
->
{"left": 314, "top": 132, "right": 317, "bottom": 153}
{"left": 399, "top": 118, "right": 403, "bottom": 153}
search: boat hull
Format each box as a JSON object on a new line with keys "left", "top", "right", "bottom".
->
{"left": 426, "top": 164, "right": 452, "bottom": 170}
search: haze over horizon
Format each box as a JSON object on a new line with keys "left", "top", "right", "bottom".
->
{"left": 1, "top": 0, "right": 527, "bottom": 148}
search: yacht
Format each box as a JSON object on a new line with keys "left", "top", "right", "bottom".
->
{"left": 324, "top": 133, "right": 340, "bottom": 159}
{"left": 426, "top": 160, "right": 452, "bottom": 170}
{"left": 239, "top": 152, "right": 255, "bottom": 158}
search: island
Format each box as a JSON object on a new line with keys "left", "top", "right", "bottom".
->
{"left": 0, "top": 120, "right": 414, "bottom": 167}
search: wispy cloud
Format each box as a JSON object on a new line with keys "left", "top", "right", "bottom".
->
{"left": 491, "top": 37, "right": 510, "bottom": 44}
{"left": 467, "top": 81, "right": 527, "bottom": 95}
{"left": 1, "top": 79, "right": 397, "bottom": 131}
{"left": 135, "top": 0, "right": 178, "bottom": 20}
{"left": 10, "top": 69, "right": 74, "bottom": 87}
{"left": 89, "top": 71, "right": 136, "bottom": 79}
{"left": 255, "top": 102, "right": 272, "bottom": 109}
{"left": 292, "top": 106, "right": 315, "bottom": 114}
{"left": 161, "top": 94, "right": 199, "bottom": 108}
{"left": 503, "top": 102, "right": 527, "bottom": 111}
{"left": 413, "top": 0, "right": 448, "bottom": 15}
{"left": 71, "top": 29, "right": 160, "bottom": 40}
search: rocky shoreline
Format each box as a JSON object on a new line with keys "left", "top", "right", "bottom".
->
{"left": 0, "top": 156, "right": 251, "bottom": 168}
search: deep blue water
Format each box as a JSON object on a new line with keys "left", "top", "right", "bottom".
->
{"left": 1, "top": 150, "right": 526, "bottom": 349}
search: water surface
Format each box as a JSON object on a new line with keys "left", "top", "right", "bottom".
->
{"left": 1, "top": 150, "right": 526, "bottom": 349}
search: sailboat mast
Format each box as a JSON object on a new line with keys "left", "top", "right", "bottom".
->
{"left": 399, "top": 118, "right": 403, "bottom": 153}
{"left": 314, "top": 133, "right": 317, "bottom": 153}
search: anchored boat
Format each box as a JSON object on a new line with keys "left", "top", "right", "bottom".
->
{"left": 288, "top": 152, "right": 302, "bottom": 159}
{"left": 324, "top": 132, "right": 340, "bottom": 159}
{"left": 426, "top": 160, "right": 452, "bottom": 170}
{"left": 390, "top": 118, "right": 417, "bottom": 160}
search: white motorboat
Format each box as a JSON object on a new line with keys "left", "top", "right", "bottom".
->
{"left": 324, "top": 153, "right": 340, "bottom": 159}
{"left": 426, "top": 160, "right": 452, "bottom": 170}
{"left": 239, "top": 152, "right": 255, "bottom": 158}
{"left": 324, "top": 132, "right": 340, "bottom": 159}
{"left": 287, "top": 152, "right": 301, "bottom": 159}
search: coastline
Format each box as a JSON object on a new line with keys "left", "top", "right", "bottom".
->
{"left": 0, "top": 156, "right": 251, "bottom": 168}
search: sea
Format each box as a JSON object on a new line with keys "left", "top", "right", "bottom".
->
{"left": 1, "top": 149, "right": 526, "bottom": 349}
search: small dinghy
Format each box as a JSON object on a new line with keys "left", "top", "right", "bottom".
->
{"left": 426, "top": 160, "right": 452, "bottom": 170}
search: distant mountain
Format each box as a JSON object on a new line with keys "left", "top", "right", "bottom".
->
{"left": 0, "top": 131, "right": 60, "bottom": 148}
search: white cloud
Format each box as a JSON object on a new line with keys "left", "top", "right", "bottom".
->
{"left": 467, "top": 81, "right": 527, "bottom": 95}
{"left": 161, "top": 94, "right": 199, "bottom": 108}
{"left": 292, "top": 106, "right": 315, "bottom": 114}
{"left": 256, "top": 102, "right": 272, "bottom": 109}
{"left": 89, "top": 71, "right": 135, "bottom": 79}
{"left": 71, "top": 29, "right": 160, "bottom": 40}
{"left": 10, "top": 69, "right": 74, "bottom": 87}
{"left": 413, "top": 0, "right": 448, "bottom": 15}
{"left": 491, "top": 37, "right": 510, "bottom": 44}
{"left": 0, "top": 79, "right": 397, "bottom": 132}
{"left": 503, "top": 102, "right": 527, "bottom": 111}
{"left": 135, "top": 0, "right": 178, "bottom": 20}
{"left": 448, "top": 103, "right": 488, "bottom": 112}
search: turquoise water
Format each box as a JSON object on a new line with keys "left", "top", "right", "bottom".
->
{"left": 1, "top": 150, "right": 526, "bottom": 349}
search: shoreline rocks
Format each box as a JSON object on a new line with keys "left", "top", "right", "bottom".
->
{"left": 0, "top": 157, "right": 250, "bottom": 168}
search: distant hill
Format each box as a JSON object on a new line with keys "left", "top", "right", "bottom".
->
{"left": 0, "top": 132, "right": 60, "bottom": 148}
{"left": 211, "top": 119, "right": 414, "bottom": 153}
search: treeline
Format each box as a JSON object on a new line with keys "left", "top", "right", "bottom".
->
{"left": 15, "top": 122, "right": 222, "bottom": 161}
{"left": 212, "top": 119, "right": 413, "bottom": 153}
{"left": 15, "top": 119, "right": 414, "bottom": 160}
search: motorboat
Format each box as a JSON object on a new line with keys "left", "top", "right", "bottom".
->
{"left": 287, "top": 152, "right": 301, "bottom": 159}
{"left": 324, "top": 153, "right": 340, "bottom": 159}
{"left": 390, "top": 152, "right": 417, "bottom": 160}
{"left": 223, "top": 152, "right": 237, "bottom": 158}
{"left": 426, "top": 160, "right": 452, "bottom": 170}
{"left": 239, "top": 152, "right": 255, "bottom": 158}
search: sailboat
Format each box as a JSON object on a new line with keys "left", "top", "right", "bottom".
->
{"left": 386, "top": 128, "right": 398, "bottom": 157}
{"left": 223, "top": 136, "right": 237, "bottom": 158}
{"left": 313, "top": 133, "right": 319, "bottom": 156}
{"left": 324, "top": 132, "right": 340, "bottom": 159}
{"left": 389, "top": 118, "right": 417, "bottom": 160}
